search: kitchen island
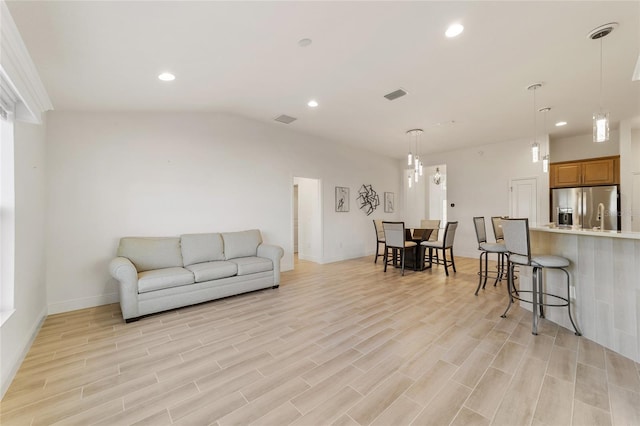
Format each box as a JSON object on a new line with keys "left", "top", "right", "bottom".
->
{"left": 524, "top": 226, "right": 640, "bottom": 362}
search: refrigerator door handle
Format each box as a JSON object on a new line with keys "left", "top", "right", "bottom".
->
{"left": 580, "top": 191, "right": 585, "bottom": 228}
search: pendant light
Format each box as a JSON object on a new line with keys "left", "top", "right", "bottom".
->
{"left": 527, "top": 83, "right": 542, "bottom": 163}
{"left": 433, "top": 167, "right": 442, "bottom": 185}
{"left": 589, "top": 23, "right": 617, "bottom": 143}
{"left": 406, "top": 129, "right": 424, "bottom": 185}
{"left": 539, "top": 107, "right": 551, "bottom": 173}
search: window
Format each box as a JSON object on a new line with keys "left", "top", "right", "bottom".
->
{"left": 0, "top": 102, "right": 16, "bottom": 325}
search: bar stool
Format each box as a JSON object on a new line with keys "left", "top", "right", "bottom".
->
{"left": 491, "top": 216, "right": 512, "bottom": 280}
{"left": 473, "top": 217, "right": 508, "bottom": 295}
{"left": 500, "top": 218, "right": 581, "bottom": 336}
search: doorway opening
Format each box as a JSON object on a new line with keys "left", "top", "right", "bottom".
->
{"left": 632, "top": 173, "right": 640, "bottom": 232}
{"left": 293, "top": 177, "right": 323, "bottom": 266}
{"left": 410, "top": 164, "right": 446, "bottom": 233}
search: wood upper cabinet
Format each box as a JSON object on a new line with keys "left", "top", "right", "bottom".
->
{"left": 552, "top": 162, "right": 582, "bottom": 187}
{"left": 550, "top": 156, "right": 619, "bottom": 188}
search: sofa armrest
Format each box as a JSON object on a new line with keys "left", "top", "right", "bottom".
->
{"left": 109, "top": 257, "right": 140, "bottom": 321}
{"left": 257, "top": 244, "right": 284, "bottom": 285}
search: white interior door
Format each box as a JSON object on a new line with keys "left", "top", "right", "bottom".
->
{"left": 293, "top": 184, "right": 299, "bottom": 253}
{"left": 632, "top": 173, "right": 640, "bottom": 232}
{"left": 510, "top": 177, "right": 538, "bottom": 225}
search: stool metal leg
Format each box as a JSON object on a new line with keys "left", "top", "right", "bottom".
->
{"left": 532, "top": 267, "right": 537, "bottom": 334}
{"left": 493, "top": 253, "right": 502, "bottom": 287}
{"left": 538, "top": 268, "right": 545, "bottom": 319}
{"left": 561, "top": 268, "right": 581, "bottom": 336}
{"left": 474, "top": 251, "right": 485, "bottom": 296}
{"left": 483, "top": 251, "right": 489, "bottom": 288}
{"left": 501, "top": 261, "right": 514, "bottom": 318}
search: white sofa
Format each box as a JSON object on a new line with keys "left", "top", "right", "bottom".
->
{"left": 109, "top": 229, "right": 283, "bottom": 322}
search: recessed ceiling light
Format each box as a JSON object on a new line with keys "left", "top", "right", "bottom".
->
{"left": 307, "top": 99, "right": 318, "bottom": 108}
{"left": 298, "top": 38, "right": 312, "bottom": 47}
{"left": 158, "top": 72, "right": 175, "bottom": 82}
{"left": 445, "top": 23, "right": 464, "bottom": 38}
{"left": 555, "top": 121, "right": 568, "bottom": 127}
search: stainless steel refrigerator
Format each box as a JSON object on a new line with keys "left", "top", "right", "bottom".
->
{"left": 551, "top": 185, "right": 620, "bottom": 231}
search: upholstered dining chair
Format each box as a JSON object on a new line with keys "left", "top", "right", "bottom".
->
{"left": 473, "top": 217, "right": 508, "bottom": 295}
{"left": 382, "top": 221, "right": 417, "bottom": 276}
{"left": 411, "top": 228, "right": 432, "bottom": 242}
{"left": 373, "top": 219, "right": 385, "bottom": 263}
{"left": 421, "top": 221, "right": 458, "bottom": 276}
{"left": 500, "top": 218, "right": 580, "bottom": 336}
{"left": 420, "top": 219, "right": 441, "bottom": 242}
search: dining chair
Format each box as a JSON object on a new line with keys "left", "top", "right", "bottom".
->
{"left": 420, "top": 219, "right": 441, "bottom": 242}
{"left": 473, "top": 217, "right": 507, "bottom": 295}
{"left": 500, "top": 218, "right": 580, "bottom": 336}
{"left": 421, "top": 221, "right": 458, "bottom": 276}
{"left": 382, "top": 221, "right": 417, "bottom": 276}
{"left": 411, "top": 228, "right": 432, "bottom": 241}
{"left": 372, "top": 219, "right": 385, "bottom": 263}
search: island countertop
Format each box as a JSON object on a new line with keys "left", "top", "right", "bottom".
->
{"left": 531, "top": 226, "right": 640, "bottom": 240}
{"left": 523, "top": 228, "right": 640, "bottom": 363}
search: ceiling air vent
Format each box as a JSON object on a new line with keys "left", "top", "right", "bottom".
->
{"left": 274, "top": 114, "right": 297, "bottom": 124}
{"left": 384, "top": 88, "right": 408, "bottom": 101}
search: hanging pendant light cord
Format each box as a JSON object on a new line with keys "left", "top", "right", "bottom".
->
{"left": 599, "top": 37, "right": 603, "bottom": 112}
{"left": 533, "top": 87, "right": 537, "bottom": 142}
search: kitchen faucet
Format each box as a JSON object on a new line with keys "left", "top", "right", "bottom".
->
{"left": 597, "top": 203, "right": 605, "bottom": 230}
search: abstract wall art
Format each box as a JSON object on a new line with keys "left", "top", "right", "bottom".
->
{"left": 357, "top": 184, "right": 379, "bottom": 216}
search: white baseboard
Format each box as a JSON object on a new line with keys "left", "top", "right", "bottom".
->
{"left": 48, "top": 293, "right": 119, "bottom": 315}
{"left": 297, "top": 253, "right": 323, "bottom": 263}
{"left": 1, "top": 304, "right": 47, "bottom": 399}
{"left": 321, "top": 251, "right": 374, "bottom": 264}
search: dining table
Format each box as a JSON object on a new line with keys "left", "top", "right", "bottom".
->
{"left": 402, "top": 228, "right": 434, "bottom": 271}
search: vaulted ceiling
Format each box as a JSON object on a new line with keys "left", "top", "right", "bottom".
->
{"left": 7, "top": 1, "right": 640, "bottom": 158}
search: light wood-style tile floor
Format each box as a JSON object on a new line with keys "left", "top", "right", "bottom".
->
{"left": 2, "top": 256, "right": 640, "bottom": 425}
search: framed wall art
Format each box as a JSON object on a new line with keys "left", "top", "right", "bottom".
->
{"left": 384, "top": 192, "right": 395, "bottom": 213}
{"left": 335, "top": 186, "right": 349, "bottom": 212}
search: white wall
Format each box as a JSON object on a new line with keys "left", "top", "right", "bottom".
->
{"left": 414, "top": 136, "right": 550, "bottom": 259}
{"left": 0, "top": 118, "right": 48, "bottom": 397}
{"left": 44, "top": 111, "right": 400, "bottom": 314}
{"left": 619, "top": 120, "right": 640, "bottom": 231}
{"left": 550, "top": 130, "right": 620, "bottom": 162}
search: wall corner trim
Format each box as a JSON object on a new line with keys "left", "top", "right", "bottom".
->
{"left": 0, "top": 304, "right": 47, "bottom": 399}
{"left": 1, "top": 0, "right": 53, "bottom": 124}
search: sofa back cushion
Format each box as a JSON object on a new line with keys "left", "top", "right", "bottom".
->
{"left": 180, "top": 233, "right": 225, "bottom": 266}
{"left": 117, "top": 237, "right": 183, "bottom": 272}
{"left": 222, "top": 229, "right": 263, "bottom": 259}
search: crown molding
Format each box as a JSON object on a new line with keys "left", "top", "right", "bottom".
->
{"left": 1, "top": 0, "right": 52, "bottom": 124}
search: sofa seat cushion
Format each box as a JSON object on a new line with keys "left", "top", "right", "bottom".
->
{"left": 230, "top": 257, "right": 273, "bottom": 276}
{"left": 138, "top": 267, "right": 194, "bottom": 293}
{"left": 185, "top": 261, "right": 238, "bottom": 282}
